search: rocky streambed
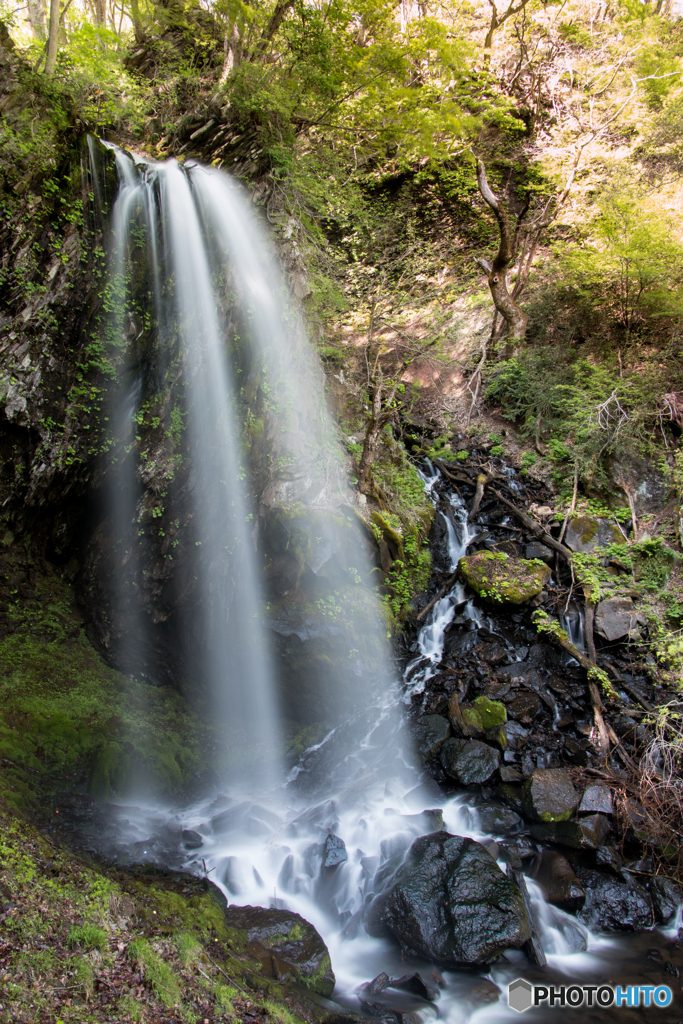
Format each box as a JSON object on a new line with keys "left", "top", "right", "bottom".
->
{"left": 42, "top": 451, "right": 683, "bottom": 1024}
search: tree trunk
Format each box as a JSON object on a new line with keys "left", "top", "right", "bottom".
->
{"left": 129, "top": 0, "right": 142, "bottom": 42}
{"left": 44, "top": 0, "right": 60, "bottom": 75}
{"left": 358, "top": 416, "right": 385, "bottom": 495}
{"left": 28, "top": 0, "right": 46, "bottom": 38}
{"left": 474, "top": 159, "right": 528, "bottom": 349}
{"left": 484, "top": 261, "right": 527, "bottom": 344}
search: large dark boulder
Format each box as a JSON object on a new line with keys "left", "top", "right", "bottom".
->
{"left": 225, "top": 905, "right": 335, "bottom": 996}
{"left": 576, "top": 868, "right": 654, "bottom": 932}
{"left": 364, "top": 832, "right": 531, "bottom": 968}
{"left": 440, "top": 738, "right": 500, "bottom": 784}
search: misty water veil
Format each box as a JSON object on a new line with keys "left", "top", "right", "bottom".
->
{"left": 80, "top": 142, "right": 679, "bottom": 1023}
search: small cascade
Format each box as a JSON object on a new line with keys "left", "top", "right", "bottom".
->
{"left": 406, "top": 469, "right": 482, "bottom": 698}
{"left": 560, "top": 606, "right": 586, "bottom": 653}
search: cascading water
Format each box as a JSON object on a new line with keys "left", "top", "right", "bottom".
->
{"left": 76, "top": 145, "right": 681, "bottom": 1023}
{"left": 405, "top": 465, "right": 483, "bottom": 699}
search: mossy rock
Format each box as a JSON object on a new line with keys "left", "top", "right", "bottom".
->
{"left": 565, "top": 516, "right": 624, "bottom": 554}
{"left": 522, "top": 768, "right": 580, "bottom": 823}
{"left": 223, "top": 905, "right": 335, "bottom": 997}
{"left": 461, "top": 707, "right": 484, "bottom": 736}
{"left": 458, "top": 552, "right": 550, "bottom": 605}
{"left": 473, "top": 696, "right": 507, "bottom": 729}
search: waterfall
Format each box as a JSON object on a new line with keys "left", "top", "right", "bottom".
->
{"left": 92, "top": 142, "right": 389, "bottom": 791}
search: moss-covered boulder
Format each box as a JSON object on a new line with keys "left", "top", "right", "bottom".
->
{"left": 223, "top": 905, "right": 335, "bottom": 997}
{"left": 458, "top": 552, "right": 551, "bottom": 605}
{"left": 473, "top": 695, "right": 507, "bottom": 729}
{"left": 564, "top": 516, "right": 623, "bottom": 554}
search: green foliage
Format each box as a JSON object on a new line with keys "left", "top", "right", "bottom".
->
{"left": 175, "top": 931, "right": 202, "bottom": 967}
{"left": 128, "top": 938, "right": 181, "bottom": 1008}
{"left": 486, "top": 348, "right": 670, "bottom": 486}
{"left": 214, "top": 983, "right": 238, "bottom": 1016}
{"left": 557, "top": 190, "right": 683, "bottom": 329}
{"left": 222, "top": 0, "right": 482, "bottom": 174}
{"left": 67, "top": 923, "right": 108, "bottom": 950}
{"left": 75, "top": 957, "right": 95, "bottom": 1000}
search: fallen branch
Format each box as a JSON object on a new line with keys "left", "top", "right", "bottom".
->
{"left": 205, "top": 952, "right": 247, "bottom": 994}
{"left": 434, "top": 459, "right": 473, "bottom": 486}
{"left": 469, "top": 473, "right": 488, "bottom": 518}
{"left": 606, "top": 722, "right": 637, "bottom": 772}
{"left": 599, "top": 657, "right": 655, "bottom": 713}
{"left": 558, "top": 466, "right": 579, "bottom": 545}
{"left": 533, "top": 612, "right": 614, "bottom": 755}
{"left": 489, "top": 487, "right": 573, "bottom": 560}
{"left": 417, "top": 572, "right": 459, "bottom": 621}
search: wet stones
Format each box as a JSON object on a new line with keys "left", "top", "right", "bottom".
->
{"left": 530, "top": 814, "right": 610, "bottom": 849}
{"left": 364, "top": 832, "right": 531, "bottom": 967}
{"left": 650, "top": 876, "right": 681, "bottom": 924}
{"left": 181, "top": 829, "right": 203, "bottom": 849}
{"left": 323, "top": 833, "right": 347, "bottom": 868}
{"left": 521, "top": 768, "right": 580, "bottom": 822}
{"left": 528, "top": 852, "right": 586, "bottom": 912}
{"left": 576, "top": 868, "right": 654, "bottom": 932}
{"left": 498, "top": 721, "right": 529, "bottom": 751}
{"left": 224, "top": 905, "right": 335, "bottom": 996}
{"left": 474, "top": 804, "right": 523, "bottom": 835}
{"left": 579, "top": 784, "right": 613, "bottom": 816}
{"left": 506, "top": 691, "right": 539, "bottom": 724}
{"left": 524, "top": 541, "right": 554, "bottom": 563}
{"left": 440, "top": 738, "right": 500, "bottom": 785}
{"left": 458, "top": 552, "right": 551, "bottom": 606}
{"left": 413, "top": 714, "right": 451, "bottom": 761}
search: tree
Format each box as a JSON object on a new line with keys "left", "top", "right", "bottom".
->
{"left": 27, "top": 0, "right": 46, "bottom": 38}
{"left": 483, "top": 0, "right": 529, "bottom": 57}
{"left": 473, "top": 157, "right": 530, "bottom": 350}
{"left": 44, "top": 0, "right": 60, "bottom": 74}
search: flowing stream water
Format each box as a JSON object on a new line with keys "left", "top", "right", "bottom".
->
{"left": 73, "top": 147, "right": 683, "bottom": 1023}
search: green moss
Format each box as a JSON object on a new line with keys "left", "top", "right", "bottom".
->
{"left": 371, "top": 511, "right": 405, "bottom": 559}
{"left": 0, "top": 564, "right": 209, "bottom": 807}
{"left": 473, "top": 695, "right": 507, "bottom": 728}
{"left": 152, "top": 889, "right": 232, "bottom": 943}
{"left": 128, "top": 938, "right": 181, "bottom": 1008}
{"left": 306, "top": 951, "right": 333, "bottom": 995}
{"left": 459, "top": 552, "right": 550, "bottom": 605}
{"left": 569, "top": 515, "right": 599, "bottom": 545}
{"left": 461, "top": 707, "right": 483, "bottom": 734}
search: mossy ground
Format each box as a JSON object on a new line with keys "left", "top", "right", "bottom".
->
{"left": 0, "top": 800, "right": 312, "bottom": 1023}
{"left": 0, "top": 545, "right": 211, "bottom": 812}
